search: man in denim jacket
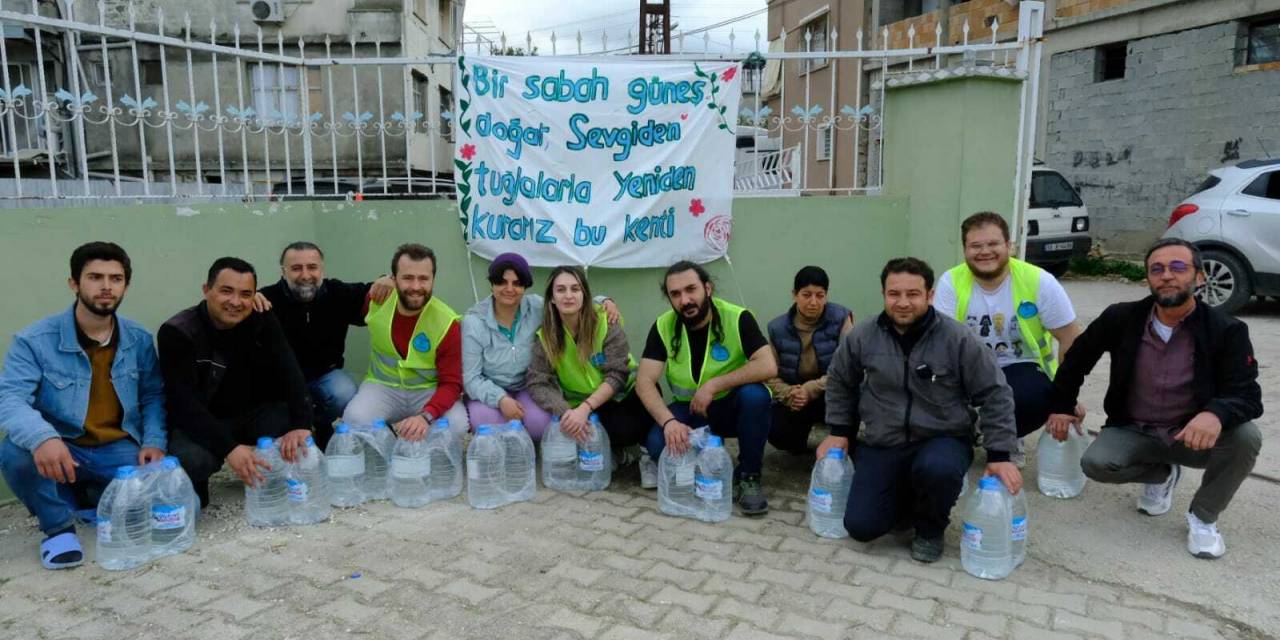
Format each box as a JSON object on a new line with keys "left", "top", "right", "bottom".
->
{"left": 0, "top": 242, "right": 167, "bottom": 569}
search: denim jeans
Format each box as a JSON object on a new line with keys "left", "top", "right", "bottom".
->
{"left": 308, "top": 369, "right": 358, "bottom": 447}
{"left": 644, "top": 383, "right": 773, "bottom": 477}
{"left": 0, "top": 436, "right": 140, "bottom": 535}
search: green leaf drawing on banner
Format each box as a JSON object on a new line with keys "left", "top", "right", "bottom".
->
{"left": 462, "top": 118, "right": 471, "bottom": 135}
{"left": 455, "top": 159, "right": 467, "bottom": 171}
{"left": 718, "top": 123, "right": 729, "bottom": 130}
{"left": 460, "top": 99, "right": 470, "bottom": 112}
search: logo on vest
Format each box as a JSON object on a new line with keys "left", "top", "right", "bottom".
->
{"left": 412, "top": 332, "right": 432, "bottom": 353}
{"left": 590, "top": 352, "right": 606, "bottom": 367}
{"left": 710, "top": 343, "right": 730, "bottom": 362}
{"left": 1017, "top": 301, "right": 1039, "bottom": 319}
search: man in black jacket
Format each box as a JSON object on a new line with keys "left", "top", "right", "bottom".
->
{"left": 1047, "top": 238, "right": 1263, "bottom": 559}
{"left": 255, "top": 241, "right": 391, "bottom": 447}
{"left": 159, "top": 257, "right": 314, "bottom": 507}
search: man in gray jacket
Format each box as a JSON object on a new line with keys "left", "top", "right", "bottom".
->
{"left": 819, "top": 257, "right": 1021, "bottom": 563}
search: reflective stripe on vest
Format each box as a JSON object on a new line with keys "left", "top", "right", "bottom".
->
{"left": 364, "top": 292, "right": 459, "bottom": 390}
{"left": 656, "top": 297, "right": 748, "bottom": 401}
{"left": 948, "top": 258, "right": 1057, "bottom": 378}
{"left": 537, "top": 305, "right": 637, "bottom": 404}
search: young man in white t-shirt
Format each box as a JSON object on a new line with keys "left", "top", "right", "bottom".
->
{"left": 934, "top": 212, "right": 1083, "bottom": 463}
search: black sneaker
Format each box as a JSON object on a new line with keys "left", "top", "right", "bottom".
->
{"left": 910, "top": 536, "right": 944, "bottom": 563}
{"left": 736, "top": 473, "right": 769, "bottom": 516}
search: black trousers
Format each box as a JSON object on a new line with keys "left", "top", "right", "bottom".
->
{"left": 768, "top": 397, "right": 826, "bottom": 453}
{"left": 1002, "top": 362, "right": 1055, "bottom": 438}
{"left": 594, "top": 390, "right": 651, "bottom": 449}
{"left": 167, "top": 402, "right": 293, "bottom": 505}
{"left": 843, "top": 436, "right": 973, "bottom": 541}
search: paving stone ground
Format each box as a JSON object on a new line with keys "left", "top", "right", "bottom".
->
{"left": 0, "top": 280, "right": 1275, "bottom": 640}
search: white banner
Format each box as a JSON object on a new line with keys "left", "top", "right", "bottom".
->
{"left": 453, "top": 56, "right": 741, "bottom": 268}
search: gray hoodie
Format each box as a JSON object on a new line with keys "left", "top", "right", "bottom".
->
{"left": 825, "top": 309, "right": 1017, "bottom": 459}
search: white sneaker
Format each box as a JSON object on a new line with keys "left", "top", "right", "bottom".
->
{"left": 639, "top": 455, "right": 658, "bottom": 490}
{"left": 1137, "top": 464, "right": 1181, "bottom": 516}
{"left": 1186, "top": 512, "right": 1226, "bottom": 559}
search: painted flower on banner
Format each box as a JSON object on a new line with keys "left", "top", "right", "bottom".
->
{"left": 689, "top": 198, "right": 706, "bottom": 216}
{"left": 722, "top": 66, "right": 738, "bottom": 82}
{"left": 703, "top": 215, "right": 732, "bottom": 254}
{"left": 460, "top": 144, "right": 476, "bottom": 161}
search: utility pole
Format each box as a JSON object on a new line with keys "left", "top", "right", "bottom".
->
{"left": 639, "top": 0, "right": 671, "bottom": 54}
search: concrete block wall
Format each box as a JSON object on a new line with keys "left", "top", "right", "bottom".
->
{"left": 1043, "top": 20, "right": 1280, "bottom": 256}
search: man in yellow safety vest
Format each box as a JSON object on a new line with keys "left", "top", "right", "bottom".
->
{"left": 635, "top": 261, "right": 778, "bottom": 516}
{"left": 934, "top": 212, "right": 1083, "bottom": 465}
{"left": 340, "top": 244, "right": 469, "bottom": 441}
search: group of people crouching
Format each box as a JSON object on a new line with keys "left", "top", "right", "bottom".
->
{"left": 0, "top": 211, "right": 1262, "bottom": 571}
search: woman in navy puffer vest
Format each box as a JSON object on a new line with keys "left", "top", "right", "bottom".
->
{"left": 765, "top": 266, "right": 854, "bottom": 453}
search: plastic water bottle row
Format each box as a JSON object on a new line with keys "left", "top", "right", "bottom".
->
{"left": 961, "top": 475, "right": 1029, "bottom": 580}
{"left": 244, "top": 436, "right": 331, "bottom": 527}
{"left": 658, "top": 427, "right": 733, "bottom": 523}
{"left": 97, "top": 456, "right": 199, "bottom": 571}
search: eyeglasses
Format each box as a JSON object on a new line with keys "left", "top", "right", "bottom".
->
{"left": 1148, "top": 260, "right": 1191, "bottom": 276}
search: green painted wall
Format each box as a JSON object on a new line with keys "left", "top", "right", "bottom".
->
{"left": 0, "top": 194, "right": 909, "bottom": 503}
{"left": 883, "top": 75, "right": 1023, "bottom": 271}
{"left": 0, "top": 75, "right": 1023, "bottom": 504}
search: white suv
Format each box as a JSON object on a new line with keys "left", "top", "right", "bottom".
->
{"left": 1163, "top": 159, "right": 1280, "bottom": 314}
{"left": 1024, "top": 165, "right": 1092, "bottom": 276}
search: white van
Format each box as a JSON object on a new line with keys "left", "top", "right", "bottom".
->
{"left": 1024, "top": 164, "right": 1092, "bottom": 276}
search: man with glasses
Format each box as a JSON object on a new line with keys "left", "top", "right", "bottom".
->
{"left": 1046, "top": 238, "right": 1262, "bottom": 559}
{"left": 934, "top": 212, "right": 1083, "bottom": 466}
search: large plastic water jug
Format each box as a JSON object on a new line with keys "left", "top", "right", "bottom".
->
{"left": 808, "top": 447, "right": 854, "bottom": 538}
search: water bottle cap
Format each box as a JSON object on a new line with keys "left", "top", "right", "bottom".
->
{"left": 826, "top": 448, "right": 845, "bottom": 459}
{"left": 305, "top": 436, "right": 315, "bottom": 447}
{"left": 589, "top": 413, "right": 600, "bottom": 423}
{"left": 335, "top": 423, "right": 351, "bottom": 434}
{"left": 506, "top": 419, "right": 523, "bottom": 431}
{"left": 704, "top": 435, "right": 723, "bottom": 448}
{"left": 372, "top": 419, "right": 388, "bottom": 430}
{"left": 114, "top": 465, "right": 137, "bottom": 479}
{"left": 161, "top": 456, "right": 180, "bottom": 470}
{"left": 256, "top": 437, "right": 275, "bottom": 450}
{"left": 979, "top": 476, "right": 1003, "bottom": 491}
{"left": 476, "top": 425, "right": 495, "bottom": 436}
{"left": 435, "top": 418, "right": 450, "bottom": 429}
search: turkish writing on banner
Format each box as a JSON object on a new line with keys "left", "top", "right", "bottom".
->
{"left": 453, "top": 56, "right": 741, "bottom": 268}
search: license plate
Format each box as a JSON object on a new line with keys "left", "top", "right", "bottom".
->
{"left": 1044, "top": 241, "right": 1074, "bottom": 251}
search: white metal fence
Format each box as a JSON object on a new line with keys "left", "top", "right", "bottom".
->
{"left": 0, "top": 0, "right": 1045, "bottom": 225}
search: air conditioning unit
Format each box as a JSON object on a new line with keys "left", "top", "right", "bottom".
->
{"left": 250, "top": 0, "right": 285, "bottom": 23}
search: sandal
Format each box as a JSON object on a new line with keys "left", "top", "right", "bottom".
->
{"left": 40, "top": 531, "right": 84, "bottom": 570}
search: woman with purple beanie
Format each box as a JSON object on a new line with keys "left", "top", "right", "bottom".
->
{"left": 461, "top": 253, "right": 618, "bottom": 440}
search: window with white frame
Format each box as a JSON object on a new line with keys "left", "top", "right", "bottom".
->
{"left": 802, "top": 14, "right": 829, "bottom": 73}
{"left": 816, "top": 124, "right": 832, "bottom": 161}
{"left": 439, "top": 0, "right": 453, "bottom": 40}
{"left": 412, "top": 71, "right": 429, "bottom": 124}
{"left": 251, "top": 65, "right": 320, "bottom": 125}
{"left": 438, "top": 86, "right": 454, "bottom": 141}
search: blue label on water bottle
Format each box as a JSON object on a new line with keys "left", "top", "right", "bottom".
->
{"left": 287, "top": 478, "right": 308, "bottom": 502}
{"left": 962, "top": 523, "right": 983, "bottom": 550}
{"left": 152, "top": 504, "right": 186, "bottom": 530}
{"left": 579, "top": 451, "right": 604, "bottom": 472}
{"left": 809, "top": 488, "right": 834, "bottom": 514}
{"left": 1011, "top": 516, "right": 1027, "bottom": 541}
{"left": 694, "top": 475, "right": 723, "bottom": 500}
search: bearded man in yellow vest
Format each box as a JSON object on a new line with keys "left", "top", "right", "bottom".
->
{"left": 934, "top": 212, "right": 1083, "bottom": 465}
{"left": 340, "top": 244, "right": 469, "bottom": 441}
{"left": 635, "top": 261, "right": 778, "bottom": 516}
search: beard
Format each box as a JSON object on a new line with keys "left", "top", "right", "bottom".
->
{"left": 1153, "top": 284, "right": 1194, "bottom": 308}
{"left": 398, "top": 288, "right": 430, "bottom": 311}
{"left": 967, "top": 255, "right": 1009, "bottom": 280}
{"left": 78, "top": 290, "right": 120, "bottom": 317}
{"left": 287, "top": 279, "right": 318, "bottom": 302}
{"left": 678, "top": 296, "right": 713, "bottom": 327}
